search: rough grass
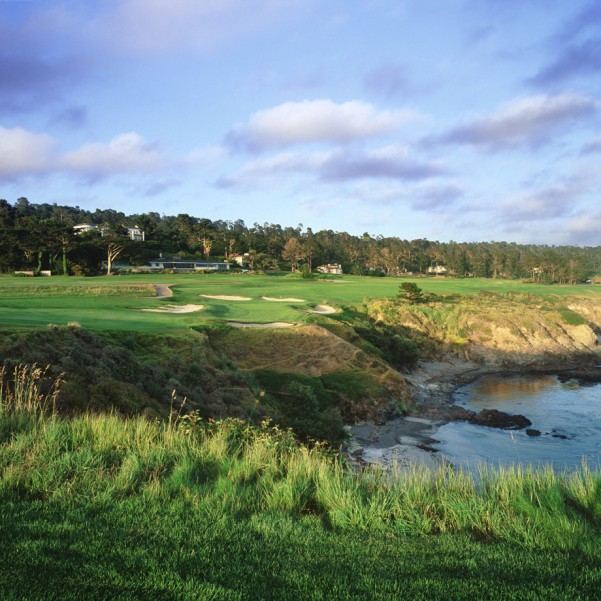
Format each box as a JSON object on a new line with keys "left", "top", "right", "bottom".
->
{"left": 0, "top": 410, "right": 600, "bottom": 599}
{"left": 0, "top": 367, "right": 600, "bottom": 599}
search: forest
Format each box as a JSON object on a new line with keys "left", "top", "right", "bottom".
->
{"left": 1, "top": 196, "right": 600, "bottom": 283}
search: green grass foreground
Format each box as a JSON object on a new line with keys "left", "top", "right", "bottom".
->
{"left": 1, "top": 404, "right": 600, "bottom": 599}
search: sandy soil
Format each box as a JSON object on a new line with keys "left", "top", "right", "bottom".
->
{"left": 345, "top": 417, "right": 446, "bottom": 471}
{"left": 141, "top": 304, "right": 203, "bottom": 314}
{"left": 226, "top": 321, "right": 296, "bottom": 328}
{"left": 200, "top": 294, "right": 252, "bottom": 301}
{"left": 306, "top": 304, "right": 338, "bottom": 314}
{"left": 261, "top": 296, "right": 305, "bottom": 302}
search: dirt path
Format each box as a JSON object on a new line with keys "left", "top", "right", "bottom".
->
{"left": 153, "top": 284, "right": 173, "bottom": 299}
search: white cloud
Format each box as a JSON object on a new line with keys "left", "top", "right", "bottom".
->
{"left": 227, "top": 99, "right": 419, "bottom": 150}
{"left": 0, "top": 127, "right": 172, "bottom": 182}
{"left": 441, "top": 94, "right": 597, "bottom": 151}
{"left": 0, "top": 126, "right": 56, "bottom": 179}
{"left": 61, "top": 132, "right": 167, "bottom": 178}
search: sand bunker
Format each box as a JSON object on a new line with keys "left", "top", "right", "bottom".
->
{"left": 200, "top": 294, "right": 252, "bottom": 301}
{"left": 141, "top": 304, "right": 203, "bottom": 314}
{"left": 306, "top": 304, "right": 338, "bottom": 314}
{"left": 261, "top": 296, "right": 305, "bottom": 302}
{"left": 227, "top": 322, "right": 295, "bottom": 329}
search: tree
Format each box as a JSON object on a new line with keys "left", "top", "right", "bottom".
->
{"left": 397, "top": 282, "right": 425, "bottom": 303}
{"left": 95, "top": 224, "right": 129, "bottom": 276}
{"left": 281, "top": 238, "right": 303, "bottom": 271}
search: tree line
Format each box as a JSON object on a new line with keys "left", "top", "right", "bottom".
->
{"left": 1, "top": 197, "right": 599, "bottom": 283}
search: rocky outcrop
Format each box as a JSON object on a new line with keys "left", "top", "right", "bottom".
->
{"left": 368, "top": 295, "right": 601, "bottom": 369}
{"left": 468, "top": 408, "right": 531, "bottom": 429}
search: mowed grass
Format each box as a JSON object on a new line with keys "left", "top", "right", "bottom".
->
{"left": 1, "top": 273, "right": 601, "bottom": 332}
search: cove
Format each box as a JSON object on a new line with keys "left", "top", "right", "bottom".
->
{"left": 433, "top": 373, "right": 601, "bottom": 471}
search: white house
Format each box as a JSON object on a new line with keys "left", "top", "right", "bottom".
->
{"left": 73, "top": 224, "right": 145, "bottom": 241}
{"left": 73, "top": 223, "right": 98, "bottom": 235}
{"left": 427, "top": 264, "right": 447, "bottom": 275}
{"left": 317, "top": 263, "right": 343, "bottom": 275}
{"left": 127, "top": 226, "right": 145, "bottom": 241}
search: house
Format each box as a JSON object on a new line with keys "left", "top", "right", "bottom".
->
{"left": 73, "top": 224, "right": 145, "bottom": 241}
{"left": 73, "top": 223, "right": 98, "bottom": 235}
{"left": 427, "top": 264, "right": 447, "bottom": 275}
{"left": 127, "top": 226, "right": 145, "bottom": 241}
{"left": 231, "top": 253, "right": 248, "bottom": 266}
{"left": 317, "top": 263, "right": 343, "bottom": 275}
{"left": 148, "top": 256, "right": 230, "bottom": 271}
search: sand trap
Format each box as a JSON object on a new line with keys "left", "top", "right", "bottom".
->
{"left": 200, "top": 294, "right": 252, "bottom": 301}
{"left": 306, "top": 304, "right": 338, "bottom": 314}
{"left": 261, "top": 296, "right": 305, "bottom": 302}
{"left": 141, "top": 304, "right": 203, "bottom": 314}
{"left": 227, "top": 322, "right": 295, "bottom": 329}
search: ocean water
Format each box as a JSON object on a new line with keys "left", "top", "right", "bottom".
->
{"left": 433, "top": 374, "right": 601, "bottom": 471}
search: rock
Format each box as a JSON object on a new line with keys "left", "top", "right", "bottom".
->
{"left": 525, "top": 429, "right": 541, "bottom": 437}
{"left": 468, "top": 408, "right": 532, "bottom": 430}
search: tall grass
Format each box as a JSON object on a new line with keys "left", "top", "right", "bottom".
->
{"left": 1, "top": 368, "right": 600, "bottom": 549}
{"left": 0, "top": 364, "right": 61, "bottom": 417}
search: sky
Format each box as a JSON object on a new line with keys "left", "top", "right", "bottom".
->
{"left": 1, "top": 0, "right": 601, "bottom": 245}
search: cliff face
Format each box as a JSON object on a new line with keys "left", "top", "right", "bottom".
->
{"left": 368, "top": 294, "right": 601, "bottom": 368}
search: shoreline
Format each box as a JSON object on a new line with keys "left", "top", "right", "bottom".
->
{"left": 345, "top": 354, "right": 601, "bottom": 471}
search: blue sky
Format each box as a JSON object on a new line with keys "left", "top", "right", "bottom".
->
{"left": 1, "top": 0, "right": 600, "bottom": 244}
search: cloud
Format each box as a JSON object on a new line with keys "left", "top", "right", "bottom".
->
{"left": 216, "top": 145, "right": 444, "bottom": 189}
{"left": 61, "top": 133, "right": 168, "bottom": 179}
{"left": 49, "top": 106, "right": 88, "bottom": 129}
{"left": 0, "top": 52, "right": 87, "bottom": 114}
{"left": 581, "top": 136, "right": 601, "bottom": 154}
{"left": 410, "top": 184, "right": 465, "bottom": 211}
{"left": 319, "top": 147, "right": 445, "bottom": 182}
{"left": 498, "top": 174, "right": 592, "bottom": 223}
{"left": 563, "top": 212, "right": 601, "bottom": 245}
{"left": 527, "top": 2, "right": 601, "bottom": 87}
{"left": 0, "top": 126, "right": 57, "bottom": 179}
{"left": 363, "top": 62, "right": 408, "bottom": 97}
{"left": 0, "top": 127, "right": 172, "bottom": 182}
{"left": 90, "top": 0, "right": 308, "bottom": 55}
{"left": 0, "top": 6, "right": 93, "bottom": 114}
{"left": 226, "top": 99, "right": 419, "bottom": 151}
{"left": 437, "top": 94, "right": 597, "bottom": 151}
{"left": 529, "top": 38, "right": 601, "bottom": 87}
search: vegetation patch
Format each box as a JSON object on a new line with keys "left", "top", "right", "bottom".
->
{"left": 0, "top": 284, "right": 156, "bottom": 297}
{"left": 559, "top": 308, "right": 588, "bottom": 326}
